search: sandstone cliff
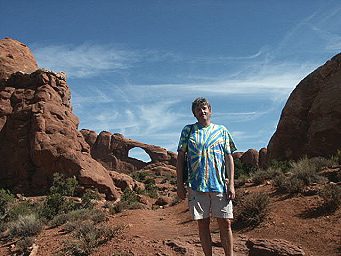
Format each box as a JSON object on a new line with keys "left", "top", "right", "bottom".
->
{"left": 0, "top": 70, "right": 119, "bottom": 200}
{"left": 0, "top": 38, "right": 38, "bottom": 82}
{"left": 267, "top": 53, "right": 341, "bottom": 161}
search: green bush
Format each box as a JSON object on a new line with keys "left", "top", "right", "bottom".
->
{"left": 251, "top": 167, "right": 282, "bottom": 185}
{"left": 39, "top": 193, "right": 77, "bottom": 220}
{"left": 49, "top": 213, "right": 69, "bottom": 228}
{"left": 81, "top": 189, "right": 101, "bottom": 209}
{"left": 319, "top": 183, "right": 341, "bottom": 211}
{"left": 39, "top": 173, "right": 79, "bottom": 220}
{"left": 119, "top": 188, "right": 140, "bottom": 210}
{"left": 331, "top": 149, "right": 341, "bottom": 165}
{"left": 50, "top": 172, "right": 78, "bottom": 196}
{"left": 62, "top": 220, "right": 122, "bottom": 255}
{"left": 131, "top": 171, "right": 148, "bottom": 182}
{"left": 235, "top": 192, "right": 270, "bottom": 228}
{"left": 7, "top": 200, "right": 40, "bottom": 221}
{"left": 49, "top": 208, "right": 107, "bottom": 228}
{"left": 15, "top": 236, "right": 35, "bottom": 255}
{"left": 269, "top": 160, "right": 292, "bottom": 172}
{"left": 234, "top": 159, "right": 258, "bottom": 179}
{"left": 291, "top": 157, "right": 326, "bottom": 186}
{"left": 308, "top": 156, "right": 337, "bottom": 170}
{"left": 108, "top": 202, "right": 123, "bottom": 215}
{"left": 273, "top": 157, "right": 328, "bottom": 194}
{"left": 273, "top": 173, "right": 288, "bottom": 193}
{"left": 286, "top": 176, "right": 306, "bottom": 194}
{"left": 8, "top": 214, "right": 43, "bottom": 238}
{"left": 0, "top": 188, "right": 15, "bottom": 216}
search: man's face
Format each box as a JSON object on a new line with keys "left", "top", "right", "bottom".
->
{"left": 194, "top": 104, "right": 212, "bottom": 124}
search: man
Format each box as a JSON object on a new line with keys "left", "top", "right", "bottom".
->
{"left": 176, "top": 97, "right": 237, "bottom": 256}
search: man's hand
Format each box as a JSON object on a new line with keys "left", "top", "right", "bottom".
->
{"left": 227, "top": 185, "right": 235, "bottom": 200}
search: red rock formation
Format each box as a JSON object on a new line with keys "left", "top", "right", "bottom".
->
{"left": 240, "top": 149, "right": 259, "bottom": 168}
{"left": 81, "top": 129, "right": 177, "bottom": 174}
{"left": 246, "top": 238, "right": 305, "bottom": 256}
{"left": 0, "top": 70, "right": 119, "bottom": 200}
{"left": 268, "top": 53, "right": 341, "bottom": 161}
{"left": 0, "top": 38, "right": 38, "bottom": 82}
{"left": 232, "top": 152, "right": 244, "bottom": 160}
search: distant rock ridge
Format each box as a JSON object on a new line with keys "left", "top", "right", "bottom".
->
{"left": 267, "top": 53, "right": 341, "bottom": 161}
{"left": 80, "top": 129, "right": 177, "bottom": 173}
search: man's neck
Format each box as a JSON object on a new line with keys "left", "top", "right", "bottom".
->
{"left": 198, "top": 120, "right": 211, "bottom": 127}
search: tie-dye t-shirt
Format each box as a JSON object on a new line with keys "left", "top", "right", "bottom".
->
{"left": 177, "top": 123, "right": 237, "bottom": 192}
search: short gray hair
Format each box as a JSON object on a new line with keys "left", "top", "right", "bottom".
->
{"left": 191, "top": 97, "right": 211, "bottom": 115}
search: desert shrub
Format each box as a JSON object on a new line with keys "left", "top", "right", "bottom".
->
{"left": 39, "top": 192, "right": 77, "bottom": 220}
{"left": 108, "top": 202, "right": 123, "bottom": 215}
{"left": 331, "top": 149, "right": 341, "bottom": 165}
{"left": 144, "top": 179, "right": 158, "bottom": 198}
{"left": 309, "top": 156, "right": 337, "bottom": 170}
{"left": 8, "top": 214, "right": 43, "bottom": 237}
{"left": 62, "top": 220, "right": 122, "bottom": 255}
{"left": 290, "top": 157, "right": 327, "bottom": 186}
{"left": 49, "top": 208, "right": 107, "bottom": 228}
{"left": 273, "top": 157, "right": 329, "bottom": 194}
{"left": 15, "top": 236, "right": 35, "bottom": 255}
{"left": 131, "top": 171, "right": 148, "bottom": 182}
{"left": 285, "top": 176, "right": 306, "bottom": 194}
{"left": 72, "top": 208, "right": 107, "bottom": 223}
{"left": 234, "top": 159, "right": 258, "bottom": 179}
{"left": 319, "top": 183, "right": 341, "bottom": 211}
{"left": 7, "top": 200, "right": 40, "bottom": 222}
{"left": 273, "top": 157, "right": 327, "bottom": 194}
{"left": 269, "top": 160, "right": 292, "bottom": 172}
{"left": 0, "top": 188, "right": 15, "bottom": 216}
{"left": 273, "top": 173, "right": 289, "bottom": 193}
{"left": 251, "top": 167, "right": 282, "bottom": 185}
{"left": 39, "top": 173, "right": 79, "bottom": 220}
{"left": 81, "top": 189, "right": 101, "bottom": 209}
{"left": 49, "top": 213, "right": 69, "bottom": 228}
{"left": 119, "top": 188, "right": 140, "bottom": 210}
{"left": 50, "top": 172, "right": 78, "bottom": 196}
{"left": 234, "top": 192, "right": 270, "bottom": 228}
{"left": 63, "top": 219, "right": 83, "bottom": 234}
{"left": 273, "top": 172, "right": 314, "bottom": 194}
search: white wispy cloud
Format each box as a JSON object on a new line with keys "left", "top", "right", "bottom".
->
{"left": 33, "top": 43, "right": 141, "bottom": 78}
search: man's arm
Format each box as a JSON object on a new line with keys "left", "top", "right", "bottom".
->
{"left": 176, "top": 150, "right": 187, "bottom": 200}
{"left": 225, "top": 153, "right": 235, "bottom": 200}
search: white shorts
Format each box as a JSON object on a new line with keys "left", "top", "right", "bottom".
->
{"left": 188, "top": 188, "right": 233, "bottom": 220}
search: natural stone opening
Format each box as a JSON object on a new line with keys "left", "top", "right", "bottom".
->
{"left": 128, "top": 147, "right": 152, "bottom": 163}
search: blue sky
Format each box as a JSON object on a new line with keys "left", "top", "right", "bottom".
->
{"left": 1, "top": 0, "right": 341, "bottom": 161}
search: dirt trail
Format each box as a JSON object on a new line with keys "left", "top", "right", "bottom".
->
{"left": 93, "top": 201, "right": 249, "bottom": 256}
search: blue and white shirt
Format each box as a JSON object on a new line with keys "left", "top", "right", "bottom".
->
{"left": 177, "top": 123, "right": 237, "bottom": 193}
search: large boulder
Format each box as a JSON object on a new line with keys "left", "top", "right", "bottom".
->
{"left": 240, "top": 149, "right": 259, "bottom": 168}
{"left": 267, "top": 53, "right": 341, "bottom": 161}
{"left": 0, "top": 69, "right": 119, "bottom": 200}
{"left": 246, "top": 238, "right": 305, "bottom": 256}
{"left": 0, "top": 38, "right": 38, "bottom": 82}
{"left": 81, "top": 129, "right": 177, "bottom": 174}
